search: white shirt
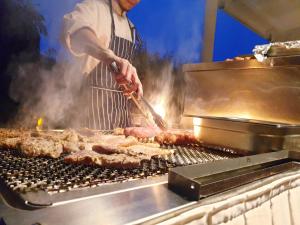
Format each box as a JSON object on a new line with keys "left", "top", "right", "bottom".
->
{"left": 62, "top": 0, "right": 133, "bottom": 74}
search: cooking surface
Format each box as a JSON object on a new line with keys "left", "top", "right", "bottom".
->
{"left": 0, "top": 143, "right": 241, "bottom": 225}
{"left": 0, "top": 144, "right": 239, "bottom": 210}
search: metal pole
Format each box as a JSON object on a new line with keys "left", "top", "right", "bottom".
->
{"left": 201, "top": 0, "right": 219, "bottom": 62}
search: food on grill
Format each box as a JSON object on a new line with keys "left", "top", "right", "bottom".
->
{"left": 0, "top": 137, "right": 22, "bottom": 149}
{"left": 0, "top": 128, "right": 30, "bottom": 139}
{"left": 124, "top": 126, "right": 161, "bottom": 139}
{"left": 98, "top": 135, "right": 139, "bottom": 146}
{"left": 124, "top": 145, "right": 174, "bottom": 158}
{"left": 62, "top": 134, "right": 137, "bottom": 154}
{"left": 18, "top": 137, "right": 63, "bottom": 158}
{"left": 154, "top": 130, "right": 198, "bottom": 145}
{"left": 62, "top": 141, "right": 81, "bottom": 153}
{"left": 93, "top": 143, "right": 173, "bottom": 159}
{"left": 64, "top": 150, "right": 142, "bottom": 169}
{"left": 113, "top": 127, "right": 124, "bottom": 135}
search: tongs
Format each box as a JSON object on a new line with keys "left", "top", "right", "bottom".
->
{"left": 110, "top": 62, "right": 167, "bottom": 130}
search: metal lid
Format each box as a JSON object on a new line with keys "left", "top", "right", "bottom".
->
{"left": 220, "top": 0, "right": 300, "bottom": 41}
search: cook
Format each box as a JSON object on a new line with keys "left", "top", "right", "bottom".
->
{"left": 62, "top": 0, "right": 143, "bottom": 130}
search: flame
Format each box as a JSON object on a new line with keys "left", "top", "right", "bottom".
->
{"left": 154, "top": 102, "right": 166, "bottom": 119}
{"left": 193, "top": 117, "right": 202, "bottom": 139}
{"left": 36, "top": 117, "right": 43, "bottom": 131}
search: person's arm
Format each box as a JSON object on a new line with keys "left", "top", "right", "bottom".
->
{"left": 61, "top": 0, "right": 143, "bottom": 98}
{"left": 70, "top": 28, "right": 143, "bottom": 98}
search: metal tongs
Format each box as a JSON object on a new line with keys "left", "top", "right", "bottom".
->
{"left": 110, "top": 62, "right": 167, "bottom": 130}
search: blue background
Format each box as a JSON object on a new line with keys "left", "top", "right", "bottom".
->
{"left": 36, "top": 0, "right": 268, "bottom": 63}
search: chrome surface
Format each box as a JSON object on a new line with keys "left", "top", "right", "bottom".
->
{"left": 201, "top": 0, "right": 300, "bottom": 61}
{"left": 0, "top": 180, "right": 191, "bottom": 225}
{"left": 182, "top": 116, "right": 300, "bottom": 153}
{"left": 182, "top": 58, "right": 300, "bottom": 125}
{"left": 168, "top": 151, "right": 300, "bottom": 200}
{"left": 220, "top": 0, "right": 300, "bottom": 42}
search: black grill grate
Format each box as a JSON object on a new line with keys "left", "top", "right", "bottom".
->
{"left": 0, "top": 145, "right": 239, "bottom": 194}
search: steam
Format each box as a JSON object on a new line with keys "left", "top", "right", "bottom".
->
{"left": 9, "top": 57, "right": 85, "bottom": 128}
{"left": 5, "top": 0, "right": 84, "bottom": 128}
{"left": 6, "top": 0, "right": 203, "bottom": 128}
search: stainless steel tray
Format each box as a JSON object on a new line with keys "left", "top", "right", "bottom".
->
{"left": 168, "top": 151, "right": 300, "bottom": 200}
{"left": 183, "top": 116, "right": 300, "bottom": 153}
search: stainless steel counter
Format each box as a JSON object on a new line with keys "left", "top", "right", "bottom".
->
{"left": 0, "top": 175, "right": 193, "bottom": 225}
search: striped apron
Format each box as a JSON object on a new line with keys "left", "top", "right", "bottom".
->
{"left": 86, "top": 0, "right": 141, "bottom": 130}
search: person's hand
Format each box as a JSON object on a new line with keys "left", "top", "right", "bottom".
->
{"left": 113, "top": 57, "right": 143, "bottom": 100}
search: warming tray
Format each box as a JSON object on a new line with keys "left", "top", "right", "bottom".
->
{"left": 184, "top": 116, "right": 300, "bottom": 153}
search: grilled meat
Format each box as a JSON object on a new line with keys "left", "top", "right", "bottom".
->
{"left": 93, "top": 143, "right": 173, "bottom": 159}
{"left": 124, "top": 126, "right": 161, "bottom": 139}
{"left": 113, "top": 127, "right": 124, "bottom": 135}
{"left": 19, "top": 137, "right": 63, "bottom": 158}
{"left": 154, "top": 130, "right": 198, "bottom": 145}
{"left": 124, "top": 145, "right": 174, "bottom": 158}
{"left": 0, "top": 137, "right": 22, "bottom": 149}
{"left": 64, "top": 150, "right": 142, "bottom": 169}
{"left": 0, "top": 128, "right": 31, "bottom": 139}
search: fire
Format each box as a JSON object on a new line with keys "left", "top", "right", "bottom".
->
{"left": 154, "top": 103, "right": 166, "bottom": 119}
{"left": 36, "top": 117, "right": 43, "bottom": 131}
{"left": 193, "top": 117, "right": 202, "bottom": 139}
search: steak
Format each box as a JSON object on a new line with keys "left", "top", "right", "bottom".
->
{"left": 124, "top": 126, "right": 161, "bottom": 139}
{"left": 19, "top": 137, "right": 63, "bottom": 158}
{"left": 0, "top": 137, "right": 22, "bottom": 149}
{"left": 93, "top": 143, "right": 174, "bottom": 159}
{"left": 64, "top": 150, "right": 142, "bottom": 169}
{"left": 154, "top": 130, "right": 198, "bottom": 145}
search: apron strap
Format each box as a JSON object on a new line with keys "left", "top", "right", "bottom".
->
{"left": 109, "top": 0, "right": 116, "bottom": 38}
{"left": 109, "top": 0, "right": 137, "bottom": 44}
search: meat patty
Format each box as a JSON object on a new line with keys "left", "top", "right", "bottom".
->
{"left": 0, "top": 128, "right": 30, "bottom": 139}
{"left": 64, "top": 150, "right": 142, "bottom": 169}
{"left": 0, "top": 137, "right": 22, "bottom": 149}
{"left": 154, "top": 130, "right": 198, "bottom": 145}
{"left": 124, "top": 145, "right": 174, "bottom": 158}
{"left": 62, "top": 141, "right": 95, "bottom": 153}
{"left": 19, "top": 137, "right": 63, "bottom": 158}
{"left": 113, "top": 128, "right": 125, "bottom": 135}
{"left": 93, "top": 143, "right": 174, "bottom": 159}
{"left": 124, "top": 126, "right": 161, "bottom": 139}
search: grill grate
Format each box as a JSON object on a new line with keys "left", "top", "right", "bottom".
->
{"left": 0, "top": 145, "right": 239, "bottom": 194}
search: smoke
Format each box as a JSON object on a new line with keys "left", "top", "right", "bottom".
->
{"left": 5, "top": 0, "right": 204, "bottom": 128}
{"left": 8, "top": 57, "right": 85, "bottom": 128}
{"left": 3, "top": 0, "right": 85, "bottom": 128}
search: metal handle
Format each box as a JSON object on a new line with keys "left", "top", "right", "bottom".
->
{"left": 109, "top": 61, "right": 167, "bottom": 129}
{"left": 110, "top": 61, "right": 120, "bottom": 74}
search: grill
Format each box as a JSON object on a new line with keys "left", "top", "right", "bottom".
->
{"left": 0, "top": 144, "right": 240, "bottom": 209}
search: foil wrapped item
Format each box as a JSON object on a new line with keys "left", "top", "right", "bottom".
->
{"left": 253, "top": 40, "right": 300, "bottom": 62}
